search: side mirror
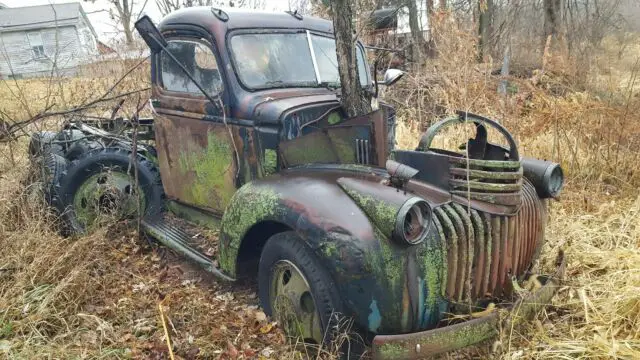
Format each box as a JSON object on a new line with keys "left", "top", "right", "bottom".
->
{"left": 379, "top": 69, "right": 404, "bottom": 86}
{"left": 135, "top": 15, "right": 167, "bottom": 53}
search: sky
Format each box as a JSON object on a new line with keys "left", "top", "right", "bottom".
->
{"left": 1, "top": 0, "right": 293, "bottom": 43}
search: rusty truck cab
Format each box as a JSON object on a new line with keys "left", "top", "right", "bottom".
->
{"left": 150, "top": 7, "right": 393, "bottom": 215}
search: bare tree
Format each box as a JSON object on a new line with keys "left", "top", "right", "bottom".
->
{"left": 477, "top": 0, "right": 493, "bottom": 60}
{"left": 330, "top": 0, "right": 372, "bottom": 117}
{"left": 84, "top": 0, "right": 149, "bottom": 46}
{"left": 544, "top": 0, "right": 562, "bottom": 46}
{"left": 406, "top": 0, "right": 427, "bottom": 64}
{"left": 288, "top": 0, "right": 312, "bottom": 14}
{"left": 156, "top": 0, "right": 182, "bottom": 16}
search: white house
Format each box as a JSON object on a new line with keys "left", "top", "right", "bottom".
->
{"left": 0, "top": 2, "right": 99, "bottom": 78}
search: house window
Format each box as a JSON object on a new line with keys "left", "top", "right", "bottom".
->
{"left": 27, "top": 32, "right": 45, "bottom": 58}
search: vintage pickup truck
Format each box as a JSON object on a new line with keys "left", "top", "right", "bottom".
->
{"left": 29, "top": 7, "right": 566, "bottom": 359}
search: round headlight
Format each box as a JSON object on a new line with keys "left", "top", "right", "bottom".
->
{"left": 545, "top": 164, "right": 564, "bottom": 197}
{"left": 394, "top": 198, "right": 432, "bottom": 245}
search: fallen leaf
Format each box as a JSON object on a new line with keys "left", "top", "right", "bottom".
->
{"left": 260, "top": 346, "right": 274, "bottom": 357}
{"left": 226, "top": 339, "right": 239, "bottom": 359}
{"left": 255, "top": 311, "right": 267, "bottom": 322}
{"left": 259, "top": 322, "right": 276, "bottom": 334}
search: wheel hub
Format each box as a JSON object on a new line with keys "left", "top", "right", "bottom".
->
{"left": 270, "top": 260, "right": 323, "bottom": 345}
{"left": 73, "top": 169, "right": 145, "bottom": 228}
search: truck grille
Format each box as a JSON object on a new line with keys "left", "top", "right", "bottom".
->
{"left": 448, "top": 157, "right": 523, "bottom": 207}
{"left": 355, "top": 139, "right": 370, "bottom": 164}
{"left": 433, "top": 179, "right": 546, "bottom": 303}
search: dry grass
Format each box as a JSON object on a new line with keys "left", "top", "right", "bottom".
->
{"left": 2, "top": 14, "right": 640, "bottom": 360}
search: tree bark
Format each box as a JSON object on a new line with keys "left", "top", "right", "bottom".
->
{"left": 112, "top": 0, "right": 134, "bottom": 45}
{"left": 406, "top": 0, "right": 426, "bottom": 65}
{"left": 477, "top": 0, "right": 493, "bottom": 61}
{"left": 330, "top": 0, "right": 372, "bottom": 118}
{"left": 426, "top": 0, "right": 434, "bottom": 14}
{"left": 544, "top": 0, "right": 562, "bottom": 41}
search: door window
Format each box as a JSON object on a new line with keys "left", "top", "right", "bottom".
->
{"left": 160, "top": 40, "right": 222, "bottom": 95}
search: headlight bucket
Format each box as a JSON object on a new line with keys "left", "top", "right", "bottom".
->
{"left": 393, "top": 197, "right": 432, "bottom": 245}
{"left": 521, "top": 157, "right": 564, "bottom": 198}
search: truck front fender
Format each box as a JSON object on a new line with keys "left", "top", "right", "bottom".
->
{"left": 219, "top": 169, "right": 448, "bottom": 335}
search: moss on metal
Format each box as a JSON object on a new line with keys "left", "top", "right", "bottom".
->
{"left": 418, "top": 229, "right": 446, "bottom": 326}
{"left": 377, "top": 342, "right": 409, "bottom": 359}
{"left": 262, "top": 149, "right": 278, "bottom": 175}
{"left": 341, "top": 187, "right": 398, "bottom": 238}
{"left": 176, "top": 131, "right": 235, "bottom": 210}
{"left": 449, "top": 157, "right": 521, "bottom": 169}
{"left": 219, "top": 183, "right": 280, "bottom": 276}
{"left": 73, "top": 171, "right": 144, "bottom": 229}
{"left": 450, "top": 179, "right": 522, "bottom": 192}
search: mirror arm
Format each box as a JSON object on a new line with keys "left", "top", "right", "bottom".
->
{"left": 148, "top": 35, "right": 220, "bottom": 106}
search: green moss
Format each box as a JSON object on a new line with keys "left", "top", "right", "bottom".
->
{"left": 219, "top": 183, "right": 280, "bottom": 276}
{"left": 176, "top": 131, "right": 235, "bottom": 210}
{"left": 280, "top": 133, "right": 338, "bottom": 166}
{"left": 419, "top": 230, "right": 446, "bottom": 325}
{"left": 262, "top": 149, "right": 278, "bottom": 175}
{"left": 331, "top": 136, "right": 357, "bottom": 163}
{"left": 320, "top": 241, "right": 339, "bottom": 258}
{"left": 327, "top": 111, "right": 342, "bottom": 125}
{"left": 341, "top": 187, "right": 397, "bottom": 238}
{"left": 378, "top": 343, "right": 408, "bottom": 358}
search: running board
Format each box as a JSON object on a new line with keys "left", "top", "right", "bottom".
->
{"left": 141, "top": 216, "right": 234, "bottom": 282}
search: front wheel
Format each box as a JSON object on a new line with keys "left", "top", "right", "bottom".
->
{"left": 258, "top": 232, "right": 352, "bottom": 352}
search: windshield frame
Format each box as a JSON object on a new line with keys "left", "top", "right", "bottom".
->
{"left": 227, "top": 28, "right": 372, "bottom": 92}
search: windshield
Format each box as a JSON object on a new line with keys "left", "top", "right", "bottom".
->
{"left": 230, "top": 32, "right": 371, "bottom": 90}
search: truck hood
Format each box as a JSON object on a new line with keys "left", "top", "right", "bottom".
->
{"left": 234, "top": 88, "right": 340, "bottom": 125}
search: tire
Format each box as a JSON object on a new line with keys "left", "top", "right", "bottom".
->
{"left": 259, "top": 232, "right": 359, "bottom": 356}
{"left": 28, "top": 131, "right": 63, "bottom": 159}
{"left": 42, "top": 152, "right": 68, "bottom": 205}
{"left": 54, "top": 147, "right": 164, "bottom": 234}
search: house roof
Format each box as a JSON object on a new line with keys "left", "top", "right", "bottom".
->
{"left": 0, "top": 2, "right": 98, "bottom": 39}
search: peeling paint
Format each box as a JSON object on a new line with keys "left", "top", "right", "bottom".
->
{"left": 176, "top": 131, "right": 235, "bottom": 210}
{"left": 368, "top": 299, "right": 382, "bottom": 333}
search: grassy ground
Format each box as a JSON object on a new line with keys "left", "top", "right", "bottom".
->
{"left": 1, "top": 26, "right": 639, "bottom": 360}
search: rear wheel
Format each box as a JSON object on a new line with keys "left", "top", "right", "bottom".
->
{"left": 54, "top": 147, "right": 164, "bottom": 234}
{"left": 258, "top": 232, "right": 347, "bottom": 350}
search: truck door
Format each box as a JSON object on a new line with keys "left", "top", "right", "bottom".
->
{"left": 151, "top": 37, "right": 239, "bottom": 215}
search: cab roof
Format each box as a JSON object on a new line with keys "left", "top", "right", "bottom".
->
{"left": 158, "top": 7, "right": 334, "bottom": 35}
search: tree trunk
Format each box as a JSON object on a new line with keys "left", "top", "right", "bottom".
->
{"left": 330, "top": 0, "right": 372, "bottom": 118}
{"left": 113, "top": 0, "right": 134, "bottom": 45}
{"left": 406, "top": 0, "right": 425, "bottom": 65}
{"left": 544, "top": 0, "right": 562, "bottom": 41}
{"left": 477, "top": 0, "right": 493, "bottom": 61}
{"left": 439, "top": 0, "right": 447, "bottom": 10}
